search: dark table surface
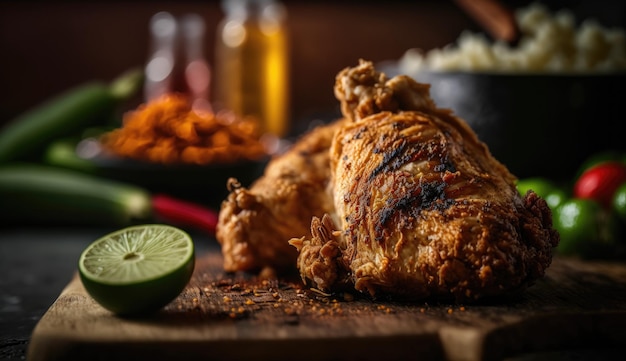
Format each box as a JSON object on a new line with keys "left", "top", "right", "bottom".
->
{"left": 1, "top": 226, "right": 624, "bottom": 361}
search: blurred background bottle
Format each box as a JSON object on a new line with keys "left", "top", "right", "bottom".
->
{"left": 215, "top": 0, "right": 289, "bottom": 138}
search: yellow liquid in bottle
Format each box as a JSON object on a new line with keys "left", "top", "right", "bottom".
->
{"left": 216, "top": 3, "right": 289, "bottom": 137}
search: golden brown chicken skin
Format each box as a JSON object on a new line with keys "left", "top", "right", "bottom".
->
{"left": 290, "top": 60, "right": 559, "bottom": 302}
{"left": 216, "top": 120, "right": 342, "bottom": 273}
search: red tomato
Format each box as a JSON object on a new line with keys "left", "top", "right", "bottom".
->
{"left": 573, "top": 162, "right": 626, "bottom": 209}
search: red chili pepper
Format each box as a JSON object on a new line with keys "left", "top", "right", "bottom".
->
{"left": 151, "top": 193, "right": 218, "bottom": 234}
{"left": 573, "top": 161, "right": 626, "bottom": 209}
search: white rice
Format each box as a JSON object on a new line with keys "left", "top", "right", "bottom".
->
{"left": 398, "top": 2, "right": 626, "bottom": 74}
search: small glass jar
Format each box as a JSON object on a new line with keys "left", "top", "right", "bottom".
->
{"left": 215, "top": 0, "right": 290, "bottom": 137}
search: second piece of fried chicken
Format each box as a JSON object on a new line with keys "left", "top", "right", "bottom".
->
{"left": 216, "top": 120, "right": 342, "bottom": 273}
{"left": 289, "top": 60, "right": 559, "bottom": 302}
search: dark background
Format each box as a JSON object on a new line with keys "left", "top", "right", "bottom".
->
{"left": 1, "top": 0, "right": 625, "bottom": 134}
{"left": 1, "top": 3, "right": 626, "bottom": 360}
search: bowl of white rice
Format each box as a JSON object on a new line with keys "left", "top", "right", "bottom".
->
{"left": 384, "top": 2, "right": 626, "bottom": 179}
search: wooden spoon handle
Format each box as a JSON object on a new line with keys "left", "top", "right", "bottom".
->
{"left": 453, "top": 0, "right": 520, "bottom": 44}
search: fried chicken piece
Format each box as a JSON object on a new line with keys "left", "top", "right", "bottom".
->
{"left": 290, "top": 60, "right": 559, "bottom": 302}
{"left": 216, "top": 120, "right": 342, "bottom": 273}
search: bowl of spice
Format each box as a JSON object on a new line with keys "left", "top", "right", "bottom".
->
{"left": 47, "top": 93, "right": 274, "bottom": 206}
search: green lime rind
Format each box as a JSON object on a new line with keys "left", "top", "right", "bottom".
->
{"left": 78, "top": 224, "right": 195, "bottom": 316}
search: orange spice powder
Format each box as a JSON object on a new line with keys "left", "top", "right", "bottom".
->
{"left": 100, "top": 94, "right": 268, "bottom": 165}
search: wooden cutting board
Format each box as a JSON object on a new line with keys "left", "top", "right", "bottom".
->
{"left": 27, "top": 252, "right": 626, "bottom": 361}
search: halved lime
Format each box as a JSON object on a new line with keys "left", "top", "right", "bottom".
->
{"left": 78, "top": 224, "right": 195, "bottom": 316}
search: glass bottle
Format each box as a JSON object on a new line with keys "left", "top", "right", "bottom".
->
{"left": 215, "top": 0, "right": 289, "bottom": 138}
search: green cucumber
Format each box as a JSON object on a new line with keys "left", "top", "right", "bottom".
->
{"left": 0, "top": 164, "right": 152, "bottom": 226}
{"left": 0, "top": 69, "right": 143, "bottom": 163}
{"left": 44, "top": 137, "right": 99, "bottom": 174}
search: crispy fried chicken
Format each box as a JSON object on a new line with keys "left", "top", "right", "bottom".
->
{"left": 218, "top": 60, "right": 558, "bottom": 302}
{"left": 289, "top": 60, "right": 559, "bottom": 301}
{"left": 216, "top": 120, "right": 342, "bottom": 273}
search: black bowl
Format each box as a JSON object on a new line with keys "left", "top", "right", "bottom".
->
{"left": 381, "top": 63, "right": 626, "bottom": 180}
{"left": 45, "top": 137, "right": 268, "bottom": 207}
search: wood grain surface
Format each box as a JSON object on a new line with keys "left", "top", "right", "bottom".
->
{"left": 27, "top": 252, "right": 626, "bottom": 361}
